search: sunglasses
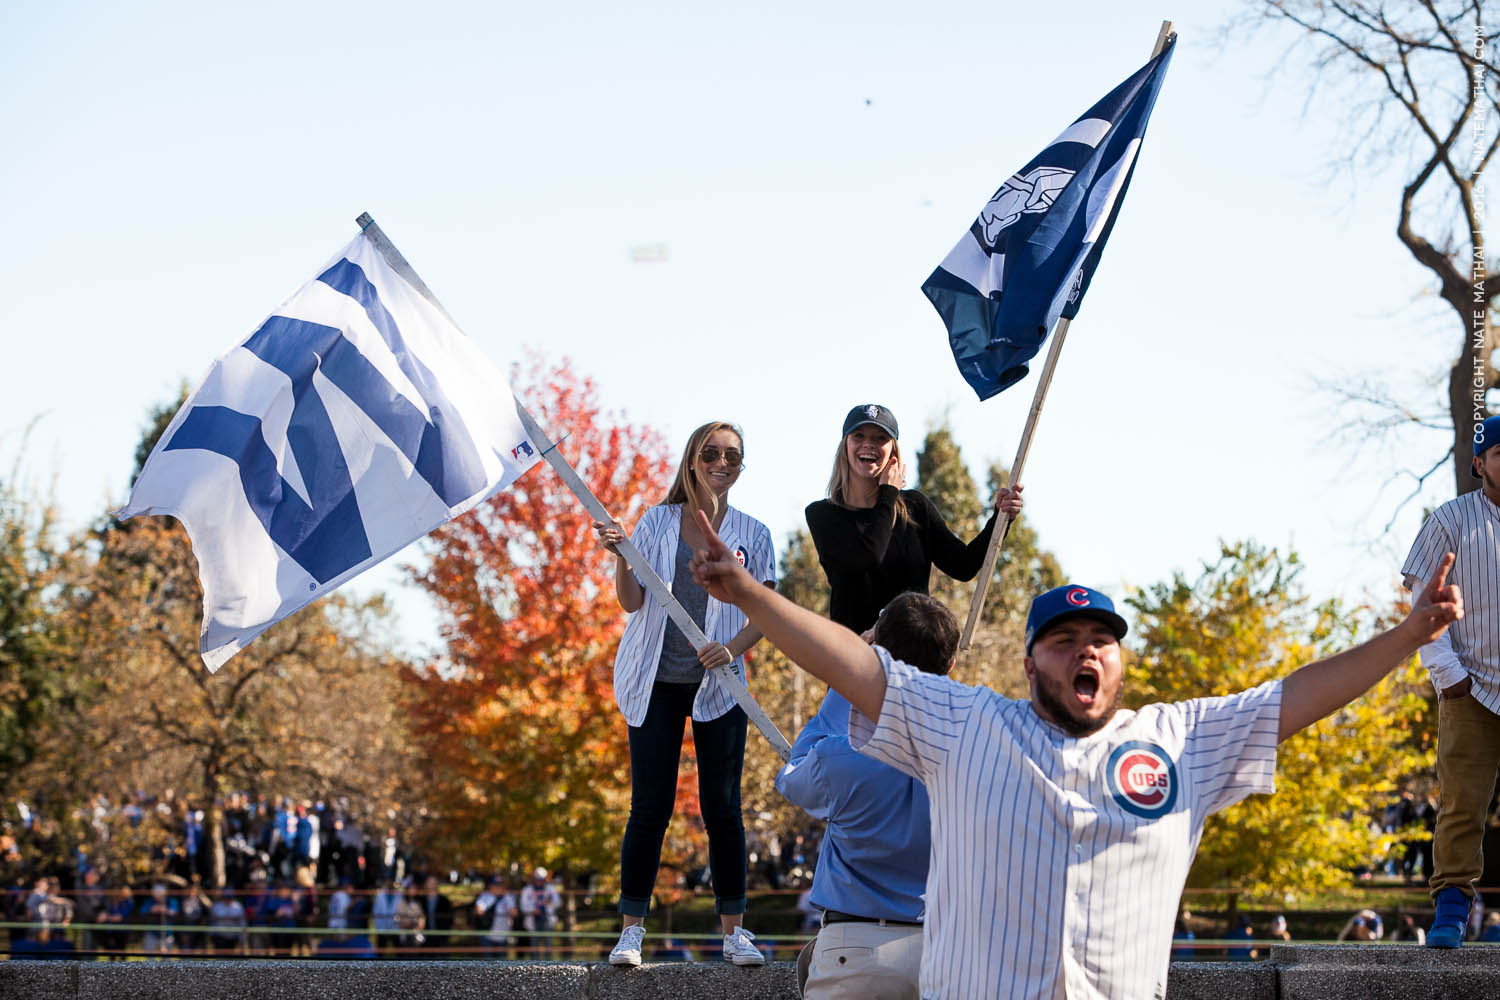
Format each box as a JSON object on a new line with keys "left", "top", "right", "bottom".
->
{"left": 698, "top": 446, "right": 744, "bottom": 468}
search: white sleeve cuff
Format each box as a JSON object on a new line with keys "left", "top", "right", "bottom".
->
{"left": 1420, "top": 634, "right": 1469, "bottom": 690}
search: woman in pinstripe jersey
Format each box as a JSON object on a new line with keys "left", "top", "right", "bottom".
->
{"left": 593, "top": 421, "right": 776, "bottom": 967}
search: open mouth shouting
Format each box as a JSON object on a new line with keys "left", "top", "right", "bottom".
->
{"left": 1072, "top": 665, "right": 1101, "bottom": 707}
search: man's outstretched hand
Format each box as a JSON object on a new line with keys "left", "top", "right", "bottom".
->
{"left": 690, "top": 509, "right": 756, "bottom": 604}
{"left": 1406, "top": 552, "right": 1463, "bottom": 646}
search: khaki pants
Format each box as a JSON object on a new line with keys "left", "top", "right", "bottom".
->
{"left": 803, "top": 920, "right": 922, "bottom": 1000}
{"left": 1432, "top": 693, "right": 1500, "bottom": 897}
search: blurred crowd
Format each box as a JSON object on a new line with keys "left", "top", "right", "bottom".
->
{"left": 3, "top": 865, "right": 572, "bottom": 960}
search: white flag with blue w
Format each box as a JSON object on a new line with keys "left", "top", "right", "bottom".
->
{"left": 923, "top": 34, "right": 1175, "bottom": 400}
{"left": 119, "top": 225, "right": 541, "bottom": 670}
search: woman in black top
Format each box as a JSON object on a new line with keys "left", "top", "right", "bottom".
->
{"left": 805, "top": 403, "right": 1023, "bottom": 633}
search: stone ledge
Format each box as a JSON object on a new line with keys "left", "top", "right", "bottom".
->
{"left": 1271, "top": 943, "right": 1500, "bottom": 1000}
{"left": 1, "top": 946, "right": 1496, "bottom": 1000}
{"left": 1165, "top": 961, "right": 1276, "bottom": 1000}
{"left": 0, "top": 959, "right": 799, "bottom": 1000}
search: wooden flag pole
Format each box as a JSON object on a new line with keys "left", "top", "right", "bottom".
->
{"left": 957, "top": 19, "right": 1174, "bottom": 652}
{"left": 957, "top": 317, "right": 1071, "bottom": 651}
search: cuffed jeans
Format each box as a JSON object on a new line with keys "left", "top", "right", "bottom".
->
{"left": 1432, "top": 692, "right": 1500, "bottom": 898}
{"left": 619, "top": 681, "right": 748, "bottom": 917}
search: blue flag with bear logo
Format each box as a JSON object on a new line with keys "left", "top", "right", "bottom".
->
{"left": 119, "top": 226, "right": 540, "bottom": 669}
{"left": 922, "top": 35, "right": 1175, "bottom": 400}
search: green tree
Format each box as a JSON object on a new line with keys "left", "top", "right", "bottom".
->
{"left": 916, "top": 423, "right": 982, "bottom": 536}
{"left": 778, "top": 527, "right": 829, "bottom": 616}
{"left": 914, "top": 422, "right": 1064, "bottom": 697}
{"left": 1127, "top": 542, "right": 1432, "bottom": 898}
{"left": 17, "top": 401, "right": 423, "bottom": 886}
{"left": 0, "top": 458, "right": 77, "bottom": 808}
{"left": 129, "top": 385, "right": 187, "bottom": 484}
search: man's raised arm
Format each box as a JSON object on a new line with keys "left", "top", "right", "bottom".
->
{"left": 1278, "top": 553, "right": 1462, "bottom": 742}
{"left": 689, "top": 510, "right": 888, "bottom": 721}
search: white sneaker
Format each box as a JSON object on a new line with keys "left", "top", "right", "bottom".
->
{"left": 722, "top": 926, "right": 765, "bottom": 966}
{"left": 609, "top": 924, "right": 646, "bottom": 966}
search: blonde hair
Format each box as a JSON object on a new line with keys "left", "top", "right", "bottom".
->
{"left": 826, "top": 434, "right": 910, "bottom": 524}
{"left": 664, "top": 421, "right": 743, "bottom": 522}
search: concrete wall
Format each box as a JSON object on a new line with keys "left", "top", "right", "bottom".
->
{"left": 1, "top": 945, "right": 1495, "bottom": 1000}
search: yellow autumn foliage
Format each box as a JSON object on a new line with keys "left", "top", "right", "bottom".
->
{"left": 1127, "top": 542, "right": 1432, "bottom": 900}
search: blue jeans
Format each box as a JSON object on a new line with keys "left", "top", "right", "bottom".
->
{"left": 619, "top": 681, "right": 747, "bottom": 917}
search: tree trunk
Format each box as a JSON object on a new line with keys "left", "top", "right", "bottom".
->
{"left": 1445, "top": 296, "right": 1498, "bottom": 497}
{"left": 203, "top": 760, "right": 227, "bottom": 889}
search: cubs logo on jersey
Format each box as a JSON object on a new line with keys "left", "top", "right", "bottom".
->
{"left": 1105, "top": 740, "right": 1178, "bottom": 819}
{"left": 734, "top": 545, "right": 748, "bottom": 567}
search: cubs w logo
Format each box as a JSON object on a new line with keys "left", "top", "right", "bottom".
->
{"left": 164, "top": 258, "right": 487, "bottom": 583}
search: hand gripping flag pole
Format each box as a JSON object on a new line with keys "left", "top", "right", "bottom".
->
{"left": 933, "top": 22, "right": 1177, "bottom": 651}
{"left": 513, "top": 406, "right": 794, "bottom": 762}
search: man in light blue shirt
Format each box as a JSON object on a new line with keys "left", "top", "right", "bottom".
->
{"left": 776, "top": 592, "right": 954, "bottom": 999}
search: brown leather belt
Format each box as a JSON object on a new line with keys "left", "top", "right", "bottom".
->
{"left": 822, "top": 909, "right": 922, "bottom": 928}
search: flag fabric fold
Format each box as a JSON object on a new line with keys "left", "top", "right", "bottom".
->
{"left": 119, "top": 229, "right": 540, "bottom": 670}
{"left": 922, "top": 35, "right": 1175, "bottom": 400}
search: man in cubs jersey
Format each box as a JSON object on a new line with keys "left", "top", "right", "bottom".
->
{"left": 684, "top": 509, "right": 1462, "bottom": 999}
{"left": 1400, "top": 413, "right": 1500, "bottom": 947}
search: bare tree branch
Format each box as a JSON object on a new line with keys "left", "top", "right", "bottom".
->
{"left": 1383, "top": 446, "right": 1457, "bottom": 532}
{"left": 1247, "top": 0, "right": 1497, "bottom": 496}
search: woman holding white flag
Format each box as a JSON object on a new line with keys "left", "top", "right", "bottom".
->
{"left": 806, "top": 403, "right": 1023, "bottom": 635}
{"left": 593, "top": 421, "right": 775, "bottom": 968}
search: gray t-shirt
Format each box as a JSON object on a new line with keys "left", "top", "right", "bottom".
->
{"left": 656, "top": 535, "right": 710, "bottom": 684}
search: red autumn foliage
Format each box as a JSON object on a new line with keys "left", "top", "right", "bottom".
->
{"left": 403, "top": 354, "right": 710, "bottom": 883}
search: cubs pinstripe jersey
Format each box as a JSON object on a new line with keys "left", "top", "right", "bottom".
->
{"left": 850, "top": 648, "right": 1281, "bottom": 1000}
{"left": 612, "top": 503, "right": 775, "bottom": 726}
{"left": 1401, "top": 490, "right": 1500, "bottom": 713}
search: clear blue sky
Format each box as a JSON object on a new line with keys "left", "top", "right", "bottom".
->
{"left": 0, "top": 1, "right": 1471, "bottom": 656}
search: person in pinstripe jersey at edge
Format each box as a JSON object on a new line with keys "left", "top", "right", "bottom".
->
{"left": 1401, "top": 413, "right": 1500, "bottom": 947}
{"left": 686, "top": 507, "right": 1462, "bottom": 999}
{"left": 593, "top": 421, "right": 775, "bottom": 968}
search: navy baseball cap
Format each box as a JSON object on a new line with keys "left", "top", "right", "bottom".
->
{"left": 1474, "top": 415, "right": 1500, "bottom": 478}
{"left": 1025, "top": 585, "right": 1128, "bottom": 653}
{"left": 842, "top": 403, "right": 899, "bottom": 440}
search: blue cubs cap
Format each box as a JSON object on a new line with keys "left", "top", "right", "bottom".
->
{"left": 1474, "top": 415, "right": 1500, "bottom": 478}
{"left": 1025, "top": 585, "right": 1128, "bottom": 654}
{"left": 842, "top": 403, "right": 899, "bottom": 440}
